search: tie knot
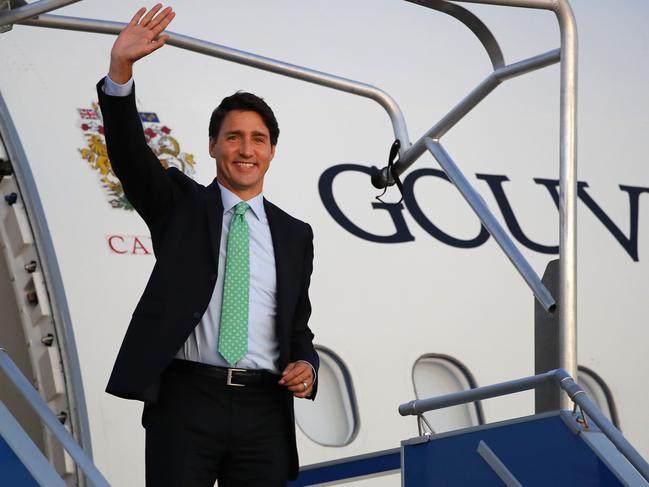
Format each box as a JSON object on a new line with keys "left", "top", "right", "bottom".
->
{"left": 234, "top": 201, "right": 250, "bottom": 216}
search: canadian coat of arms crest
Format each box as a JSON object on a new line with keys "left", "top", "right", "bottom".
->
{"left": 78, "top": 103, "right": 196, "bottom": 210}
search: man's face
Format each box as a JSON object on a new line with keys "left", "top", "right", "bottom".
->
{"left": 209, "top": 110, "right": 275, "bottom": 200}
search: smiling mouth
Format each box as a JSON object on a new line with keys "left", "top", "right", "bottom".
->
{"left": 235, "top": 161, "right": 256, "bottom": 168}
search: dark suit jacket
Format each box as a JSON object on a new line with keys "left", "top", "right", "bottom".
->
{"left": 97, "top": 79, "right": 318, "bottom": 478}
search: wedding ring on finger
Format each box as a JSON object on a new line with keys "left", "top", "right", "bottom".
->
{"left": 302, "top": 381, "right": 308, "bottom": 392}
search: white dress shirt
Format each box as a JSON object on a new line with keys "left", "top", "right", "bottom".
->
{"left": 103, "top": 75, "right": 134, "bottom": 96}
{"left": 175, "top": 184, "right": 280, "bottom": 372}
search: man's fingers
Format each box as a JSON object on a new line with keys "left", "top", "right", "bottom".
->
{"left": 150, "top": 11, "right": 175, "bottom": 38}
{"left": 289, "top": 370, "right": 311, "bottom": 386}
{"left": 280, "top": 364, "right": 307, "bottom": 384}
{"left": 279, "top": 362, "right": 313, "bottom": 386}
{"left": 140, "top": 3, "right": 163, "bottom": 27}
{"left": 281, "top": 367, "right": 312, "bottom": 387}
{"left": 283, "top": 363, "right": 297, "bottom": 373}
{"left": 278, "top": 365, "right": 295, "bottom": 385}
{"left": 287, "top": 380, "right": 311, "bottom": 393}
{"left": 279, "top": 362, "right": 314, "bottom": 398}
{"left": 128, "top": 7, "right": 146, "bottom": 27}
{"left": 148, "top": 6, "right": 173, "bottom": 30}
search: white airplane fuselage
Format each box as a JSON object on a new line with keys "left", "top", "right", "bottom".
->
{"left": 0, "top": 1, "right": 647, "bottom": 486}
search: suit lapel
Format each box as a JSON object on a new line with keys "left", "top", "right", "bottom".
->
{"left": 204, "top": 178, "right": 224, "bottom": 267}
{"left": 265, "top": 199, "right": 295, "bottom": 337}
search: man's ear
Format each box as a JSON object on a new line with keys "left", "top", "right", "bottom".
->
{"left": 208, "top": 136, "right": 217, "bottom": 158}
{"left": 270, "top": 144, "right": 276, "bottom": 162}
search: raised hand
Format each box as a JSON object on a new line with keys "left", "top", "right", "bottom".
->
{"left": 108, "top": 4, "right": 176, "bottom": 84}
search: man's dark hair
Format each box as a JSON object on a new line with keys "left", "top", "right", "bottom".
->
{"left": 208, "top": 91, "right": 279, "bottom": 146}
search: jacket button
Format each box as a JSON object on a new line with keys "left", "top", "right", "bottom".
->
{"left": 193, "top": 312, "right": 201, "bottom": 319}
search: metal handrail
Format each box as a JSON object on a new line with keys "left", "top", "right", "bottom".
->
{"left": 398, "top": 369, "right": 649, "bottom": 483}
{"left": 0, "top": 0, "right": 80, "bottom": 27}
{"left": 405, "top": 0, "right": 506, "bottom": 70}
{"left": 15, "top": 13, "right": 411, "bottom": 156}
{"left": 375, "top": 0, "right": 577, "bottom": 389}
{"left": 0, "top": 348, "right": 111, "bottom": 487}
{"left": 369, "top": 2, "right": 564, "bottom": 311}
{"left": 391, "top": 48, "right": 560, "bottom": 173}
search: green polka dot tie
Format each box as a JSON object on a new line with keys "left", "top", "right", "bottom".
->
{"left": 218, "top": 201, "right": 250, "bottom": 365}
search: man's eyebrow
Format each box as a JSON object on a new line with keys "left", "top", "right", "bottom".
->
{"left": 223, "top": 129, "right": 268, "bottom": 138}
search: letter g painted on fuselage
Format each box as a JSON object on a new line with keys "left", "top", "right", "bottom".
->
{"left": 318, "top": 164, "right": 415, "bottom": 244}
{"left": 318, "top": 164, "right": 490, "bottom": 247}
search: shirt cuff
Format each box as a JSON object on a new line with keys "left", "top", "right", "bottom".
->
{"left": 296, "top": 360, "right": 317, "bottom": 385}
{"left": 103, "top": 75, "right": 134, "bottom": 96}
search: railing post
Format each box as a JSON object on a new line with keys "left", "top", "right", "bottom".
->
{"left": 555, "top": 0, "right": 579, "bottom": 398}
{"left": 534, "top": 259, "right": 561, "bottom": 412}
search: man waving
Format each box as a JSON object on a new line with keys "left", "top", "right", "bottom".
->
{"left": 99, "top": 5, "right": 318, "bottom": 486}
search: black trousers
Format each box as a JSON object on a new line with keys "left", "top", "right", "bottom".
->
{"left": 142, "top": 364, "right": 292, "bottom": 487}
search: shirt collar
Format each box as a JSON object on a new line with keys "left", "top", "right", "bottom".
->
{"left": 217, "top": 182, "right": 265, "bottom": 221}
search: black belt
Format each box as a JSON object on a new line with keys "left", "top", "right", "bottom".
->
{"left": 168, "top": 359, "right": 281, "bottom": 389}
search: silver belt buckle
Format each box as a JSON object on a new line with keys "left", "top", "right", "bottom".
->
{"left": 226, "top": 368, "right": 247, "bottom": 387}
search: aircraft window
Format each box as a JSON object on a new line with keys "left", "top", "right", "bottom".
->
{"left": 412, "top": 354, "right": 484, "bottom": 434}
{"left": 577, "top": 365, "right": 620, "bottom": 429}
{"left": 294, "top": 346, "right": 359, "bottom": 446}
